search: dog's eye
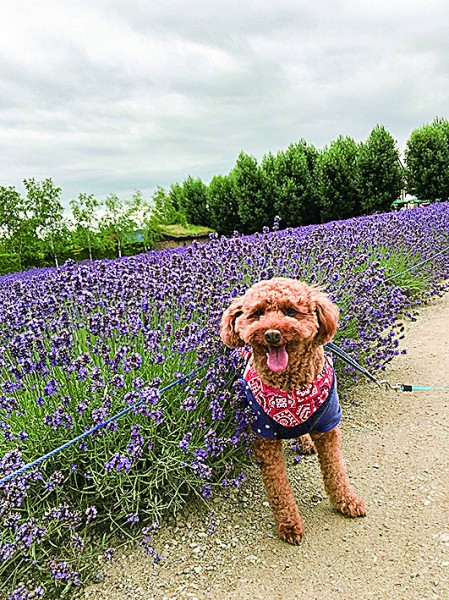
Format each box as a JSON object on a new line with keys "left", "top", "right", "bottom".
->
{"left": 284, "top": 308, "right": 298, "bottom": 317}
{"left": 250, "top": 309, "right": 264, "bottom": 318}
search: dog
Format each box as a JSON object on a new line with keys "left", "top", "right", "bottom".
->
{"left": 220, "top": 277, "right": 365, "bottom": 545}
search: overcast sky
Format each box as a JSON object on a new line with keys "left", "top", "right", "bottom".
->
{"left": 1, "top": 0, "right": 448, "bottom": 206}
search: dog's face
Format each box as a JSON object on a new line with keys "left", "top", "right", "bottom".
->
{"left": 220, "top": 278, "right": 339, "bottom": 373}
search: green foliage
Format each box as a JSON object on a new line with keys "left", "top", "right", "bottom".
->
{"left": 0, "top": 187, "right": 42, "bottom": 267}
{"left": 262, "top": 141, "right": 320, "bottom": 228}
{"left": 0, "top": 253, "right": 21, "bottom": 275}
{"left": 101, "top": 193, "right": 140, "bottom": 258}
{"left": 180, "top": 176, "right": 210, "bottom": 227}
{"left": 233, "top": 151, "right": 273, "bottom": 233}
{"left": 0, "top": 186, "right": 24, "bottom": 242}
{"left": 70, "top": 193, "right": 101, "bottom": 261}
{"left": 23, "top": 178, "right": 69, "bottom": 267}
{"left": 405, "top": 117, "right": 449, "bottom": 201}
{"left": 1, "top": 122, "right": 439, "bottom": 272}
{"left": 358, "top": 125, "right": 404, "bottom": 214}
{"left": 158, "top": 223, "right": 214, "bottom": 237}
{"left": 168, "top": 182, "right": 185, "bottom": 212}
{"left": 208, "top": 173, "right": 241, "bottom": 235}
{"left": 318, "top": 136, "right": 361, "bottom": 222}
{"left": 152, "top": 187, "right": 184, "bottom": 226}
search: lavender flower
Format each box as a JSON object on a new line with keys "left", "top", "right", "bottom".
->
{"left": 178, "top": 432, "right": 192, "bottom": 454}
{"left": 0, "top": 203, "right": 448, "bottom": 596}
{"left": 7, "top": 584, "right": 44, "bottom": 599}
{"left": 46, "top": 559, "right": 81, "bottom": 585}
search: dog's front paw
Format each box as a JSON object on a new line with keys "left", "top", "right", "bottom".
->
{"left": 277, "top": 520, "right": 305, "bottom": 545}
{"left": 334, "top": 495, "right": 366, "bottom": 518}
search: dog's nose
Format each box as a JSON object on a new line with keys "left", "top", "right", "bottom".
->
{"left": 264, "top": 329, "right": 282, "bottom": 344}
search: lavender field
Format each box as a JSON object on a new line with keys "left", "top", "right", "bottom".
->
{"left": 1, "top": 204, "right": 449, "bottom": 598}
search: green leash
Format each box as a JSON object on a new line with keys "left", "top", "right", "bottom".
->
{"left": 325, "top": 342, "right": 449, "bottom": 393}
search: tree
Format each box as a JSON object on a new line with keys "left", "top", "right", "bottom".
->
{"left": 208, "top": 173, "right": 241, "bottom": 235}
{"left": 405, "top": 118, "right": 449, "bottom": 201}
{"left": 358, "top": 125, "right": 404, "bottom": 214}
{"left": 15, "top": 219, "right": 45, "bottom": 267}
{"left": 101, "top": 193, "right": 135, "bottom": 258}
{"left": 180, "top": 176, "right": 210, "bottom": 226}
{"left": 301, "top": 143, "right": 322, "bottom": 225}
{"left": 232, "top": 152, "right": 273, "bottom": 233}
{"left": 70, "top": 193, "right": 101, "bottom": 260}
{"left": 0, "top": 186, "right": 39, "bottom": 269}
{"left": 0, "top": 186, "right": 24, "bottom": 248}
{"left": 41, "top": 220, "right": 72, "bottom": 265}
{"left": 124, "top": 190, "right": 152, "bottom": 252}
{"left": 152, "top": 187, "right": 185, "bottom": 226}
{"left": 318, "top": 136, "right": 361, "bottom": 222}
{"left": 261, "top": 141, "right": 320, "bottom": 228}
{"left": 168, "top": 183, "right": 185, "bottom": 213}
{"left": 23, "top": 178, "right": 68, "bottom": 266}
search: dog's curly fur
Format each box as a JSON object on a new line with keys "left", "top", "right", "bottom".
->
{"left": 220, "top": 278, "right": 365, "bottom": 544}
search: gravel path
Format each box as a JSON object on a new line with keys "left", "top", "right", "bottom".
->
{"left": 82, "top": 292, "right": 449, "bottom": 600}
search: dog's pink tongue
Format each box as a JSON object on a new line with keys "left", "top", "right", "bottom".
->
{"left": 267, "top": 345, "right": 289, "bottom": 372}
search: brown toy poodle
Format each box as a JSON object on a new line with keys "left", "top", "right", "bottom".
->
{"left": 220, "top": 277, "right": 365, "bottom": 545}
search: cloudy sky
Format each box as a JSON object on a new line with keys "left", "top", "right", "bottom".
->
{"left": 1, "top": 0, "right": 448, "bottom": 206}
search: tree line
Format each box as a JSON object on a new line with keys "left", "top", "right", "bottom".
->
{"left": 182, "top": 119, "right": 449, "bottom": 234}
{"left": 1, "top": 119, "right": 448, "bottom": 273}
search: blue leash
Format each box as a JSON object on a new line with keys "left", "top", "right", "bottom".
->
{"left": 0, "top": 357, "right": 220, "bottom": 487}
{"left": 2, "top": 342, "right": 447, "bottom": 486}
{"left": 384, "top": 243, "right": 449, "bottom": 282}
{"left": 2, "top": 241, "right": 449, "bottom": 487}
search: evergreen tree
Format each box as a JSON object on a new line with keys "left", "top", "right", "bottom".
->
{"left": 358, "top": 125, "right": 404, "bottom": 213}
{"left": 233, "top": 151, "right": 273, "bottom": 233}
{"left": 405, "top": 118, "right": 449, "bottom": 201}
{"left": 318, "top": 136, "right": 361, "bottom": 222}
{"left": 181, "top": 176, "right": 209, "bottom": 226}
{"left": 261, "top": 141, "right": 320, "bottom": 228}
{"left": 168, "top": 183, "right": 184, "bottom": 212}
{"left": 208, "top": 173, "right": 241, "bottom": 235}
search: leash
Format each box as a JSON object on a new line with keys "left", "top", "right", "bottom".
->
{"left": 325, "top": 240, "right": 449, "bottom": 390}
{"left": 325, "top": 341, "right": 449, "bottom": 393}
{"left": 0, "top": 357, "right": 220, "bottom": 487}
{"left": 383, "top": 243, "right": 449, "bottom": 282}
{"left": 2, "top": 344, "right": 447, "bottom": 487}
{"left": 3, "top": 243, "right": 449, "bottom": 486}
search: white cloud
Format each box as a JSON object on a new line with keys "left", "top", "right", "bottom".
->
{"left": 0, "top": 0, "right": 448, "bottom": 205}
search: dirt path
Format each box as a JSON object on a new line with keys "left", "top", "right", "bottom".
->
{"left": 82, "top": 293, "right": 449, "bottom": 600}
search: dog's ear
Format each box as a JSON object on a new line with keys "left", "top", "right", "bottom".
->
{"left": 314, "top": 291, "right": 339, "bottom": 345}
{"left": 220, "top": 297, "right": 245, "bottom": 348}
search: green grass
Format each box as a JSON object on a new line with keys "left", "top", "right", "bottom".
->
{"left": 158, "top": 224, "right": 215, "bottom": 238}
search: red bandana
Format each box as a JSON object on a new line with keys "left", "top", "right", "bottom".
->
{"left": 243, "top": 350, "right": 334, "bottom": 428}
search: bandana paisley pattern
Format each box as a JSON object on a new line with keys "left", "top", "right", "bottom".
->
{"left": 243, "top": 351, "right": 334, "bottom": 428}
